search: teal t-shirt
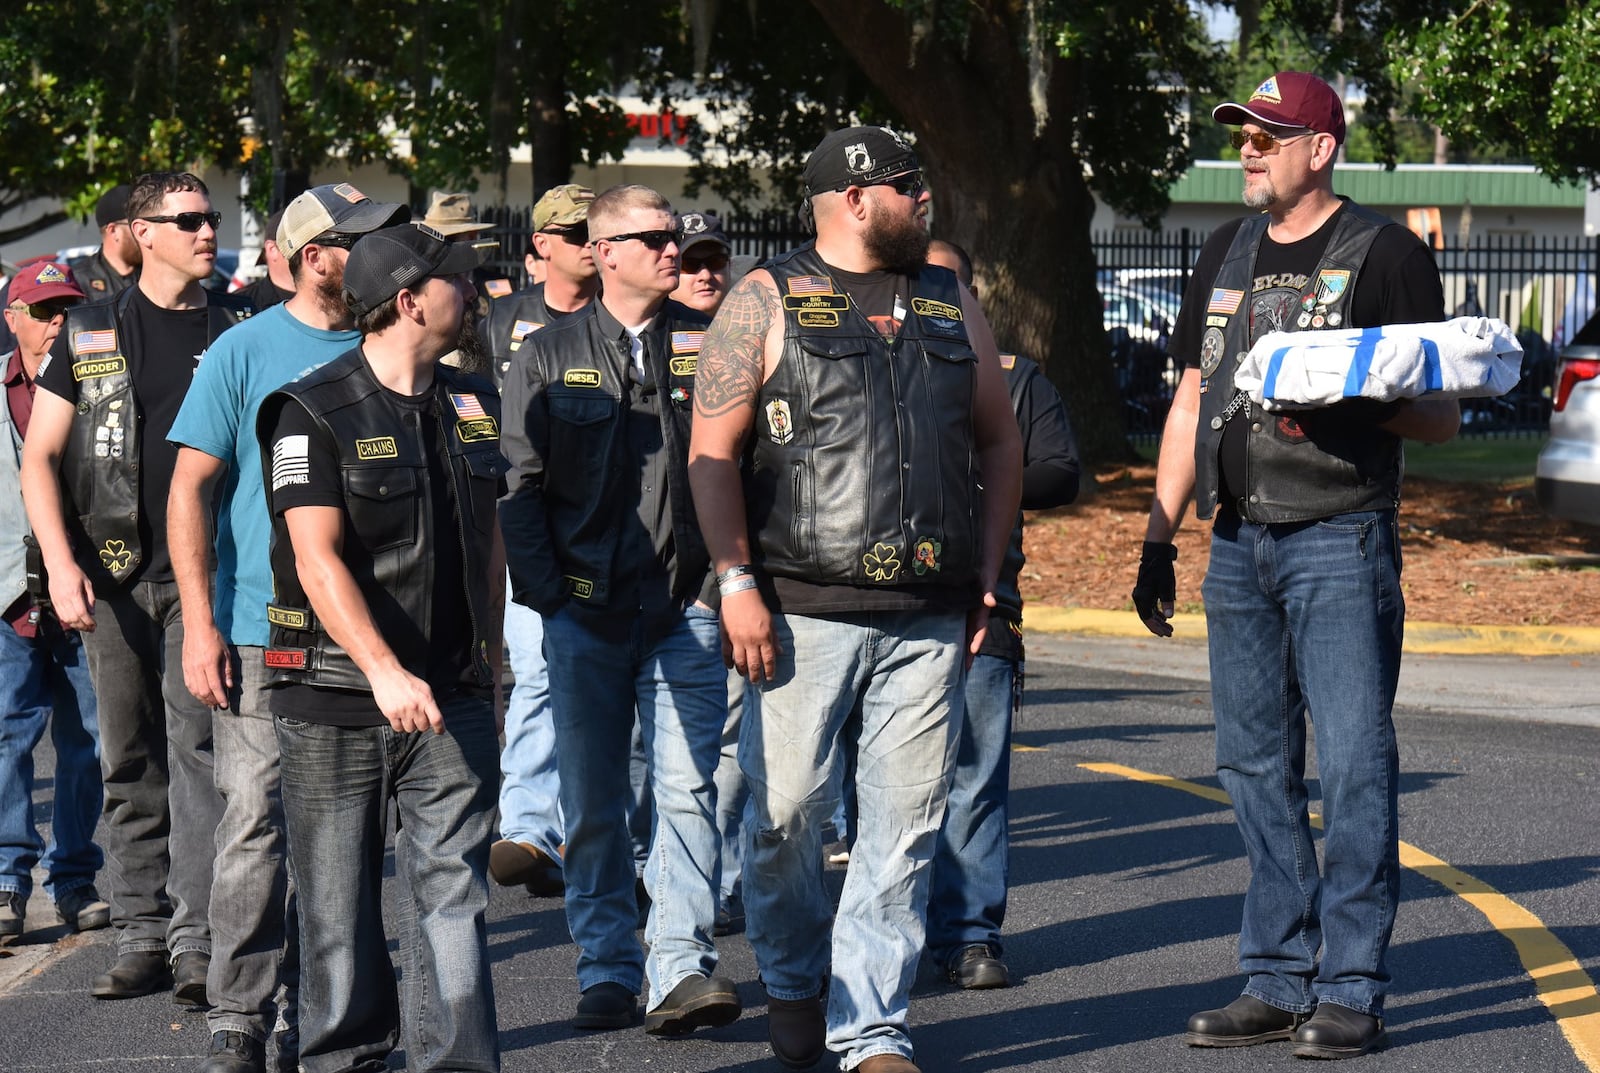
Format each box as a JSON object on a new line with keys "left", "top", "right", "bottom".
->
{"left": 167, "top": 303, "right": 358, "bottom": 647}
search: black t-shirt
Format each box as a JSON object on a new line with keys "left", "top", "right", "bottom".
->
{"left": 38, "top": 288, "right": 213, "bottom": 583}
{"left": 1169, "top": 207, "right": 1445, "bottom": 505}
{"left": 768, "top": 264, "right": 973, "bottom": 616}
{"left": 265, "top": 386, "right": 474, "bottom": 728}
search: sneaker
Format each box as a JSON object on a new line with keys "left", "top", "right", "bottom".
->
{"left": 0, "top": 891, "right": 23, "bottom": 938}
{"left": 56, "top": 885, "right": 111, "bottom": 932}
{"left": 947, "top": 944, "right": 1010, "bottom": 990}
{"left": 197, "top": 1029, "right": 266, "bottom": 1073}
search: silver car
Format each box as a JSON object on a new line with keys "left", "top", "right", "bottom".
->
{"left": 1535, "top": 317, "right": 1600, "bottom": 525}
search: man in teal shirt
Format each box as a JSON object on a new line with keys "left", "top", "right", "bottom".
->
{"left": 166, "top": 184, "right": 406, "bottom": 1073}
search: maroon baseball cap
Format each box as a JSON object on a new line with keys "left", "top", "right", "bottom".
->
{"left": 9, "top": 261, "right": 85, "bottom": 306}
{"left": 1213, "top": 72, "right": 1347, "bottom": 145}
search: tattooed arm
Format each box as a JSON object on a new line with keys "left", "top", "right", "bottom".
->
{"left": 689, "top": 269, "right": 783, "bottom": 682}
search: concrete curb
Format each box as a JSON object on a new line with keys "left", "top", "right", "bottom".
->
{"left": 1025, "top": 605, "right": 1600, "bottom": 656}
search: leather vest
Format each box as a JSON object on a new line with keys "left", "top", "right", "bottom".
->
{"left": 750, "top": 247, "right": 980, "bottom": 587}
{"left": 1194, "top": 204, "right": 1403, "bottom": 523}
{"left": 528, "top": 301, "right": 710, "bottom": 610}
{"left": 486, "top": 283, "right": 557, "bottom": 386}
{"left": 58, "top": 289, "right": 247, "bottom": 582}
{"left": 258, "top": 352, "right": 505, "bottom": 694}
{"left": 66, "top": 251, "right": 136, "bottom": 300}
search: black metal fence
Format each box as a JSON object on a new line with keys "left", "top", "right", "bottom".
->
{"left": 1095, "top": 228, "right": 1600, "bottom": 441}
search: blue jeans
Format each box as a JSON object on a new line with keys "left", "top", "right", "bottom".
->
{"left": 927, "top": 652, "right": 1017, "bottom": 966}
{"left": 742, "top": 609, "right": 963, "bottom": 1070}
{"left": 276, "top": 694, "right": 500, "bottom": 1073}
{"left": 1202, "top": 509, "right": 1404, "bottom": 1017}
{"left": 497, "top": 588, "right": 564, "bottom": 867}
{"left": 543, "top": 603, "right": 726, "bottom": 1006}
{"left": 714, "top": 673, "right": 751, "bottom": 910}
{"left": 78, "top": 580, "right": 220, "bottom": 957}
{"left": 0, "top": 620, "right": 101, "bottom": 901}
{"left": 208, "top": 647, "right": 296, "bottom": 1042}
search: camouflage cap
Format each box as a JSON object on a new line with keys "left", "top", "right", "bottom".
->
{"left": 534, "top": 184, "right": 595, "bottom": 232}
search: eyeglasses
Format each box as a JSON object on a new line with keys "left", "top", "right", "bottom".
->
{"left": 598, "top": 229, "right": 681, "bottom": 252}
{"left": 8, "top": 301, "right": 74, "bottom": 322}
{"left": 1230, "top": 129, "right": 1318, "bottom": 153}
{"left": 681, "top": 251, "right": 730, "bottom": 274}
{"left": 873, "top": 172, "right": 926, "bottom": 199}
{"left": 540, "top": 225, "right": 588, "bottom": 246}
{"left": 138, "top": 211, "right": 223, "bottom": 232}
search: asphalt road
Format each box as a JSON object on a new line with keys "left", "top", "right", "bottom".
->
{"left": 3, "top": 635, "right": 1597, "bottom": 1072}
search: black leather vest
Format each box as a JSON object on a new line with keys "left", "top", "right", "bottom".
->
{"left": 486, "top": 284, "right": 556, "bottom": 386}
{"left": 66, "top": 251, "right": 136, "bottom": 300}
{"left": 59, "top": 288, "right": 246, "bottom": 582}
{"left": 258, "top": 352, "right": 505, "bottom": 693}
{"left": 750, "top": 247, "right": 980, "bottom": 587}
{"left": 1195, "top": 204, "right": 1403, "bottom": 523}
{"left": 526, "top": 301, "right": 710, "bottom": 610}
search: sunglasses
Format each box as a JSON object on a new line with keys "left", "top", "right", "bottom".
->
{"left": 540, "top": 225, "right": 589, "bottom": 246}
{"left": 309, "top": 232, "right": 360, "bottom": 250}
{"left": 873, "top": 172, "right": 926, "bottom": 199}
{"left": 598, "top": 229, "right": 681, "bottom": 252}
{"left": 681, "top": 251, "right": 730, "bottom": 274}
{"left": 139, "top": 211, "right": 223, "bottom": 232}
{"left": 1230, "top": 129, "right": 1317, "bottom": 153}
{"left": 9, "top": 301, "right": 74, "bottom": 322}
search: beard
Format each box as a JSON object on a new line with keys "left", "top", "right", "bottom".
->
{"left": 313, "top": 268, "right": 348, "bottom": 322}
{"left": 1242, "top": 168, "right": 1278, "bottom": 210}
{"left": 863, "top": 201, "right": 931, "bottom": 276}
{"left": 450, "top": 311, "right": 492, "bottom": 378}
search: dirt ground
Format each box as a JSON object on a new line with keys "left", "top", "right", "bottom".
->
{"left": 1021, "top": 464, "right": 1600, "bottom": 627}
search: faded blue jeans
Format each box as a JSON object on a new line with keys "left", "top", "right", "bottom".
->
{"left": 497, "top": 587, "right": 564, "bottom": 868}
{"left": 0, "top": 619, "right": 101, "bottom": 902}
{"left": 926, "top": 651, "right": 1018, "bottom": 967}
{"left": 741, "top": 608, "right": 964, "bottom": 1071}
{"left": 543, "top": 602, "right": 727, "bottom": 1007}
{"left": 275, "top": 693, "right": 500, "bottom": 1073}
{"left": 1202, "top": 508, "right": 1404, "bottom": 1018}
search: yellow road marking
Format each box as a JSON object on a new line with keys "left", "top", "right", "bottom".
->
{"left": 1080, "top": 761, "right": 1600, "bottom": 1070}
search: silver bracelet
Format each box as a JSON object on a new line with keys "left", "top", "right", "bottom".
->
{"left": 715, "top": 563, "right": 755, "bottom": 586}
{"left": 718, "top": 575, "right": 760, "bottom": 596}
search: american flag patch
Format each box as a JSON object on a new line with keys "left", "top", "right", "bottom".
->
{"left": 332, "top": 182, "right": 366, "bottom": 203}
{"left": 450, "top": 392, "right": 486, "bottom": 419}
{"left": 485, "top": 279, "right": 512, "bottom": 298}
{"left": 511, "top": 320, "right": 540, "bottom": 341}
{"left": 1207, "top": 289, "right": 1244, "bottom": 315}
{"left": 74, "top": 330, "right": 116, "bottom": 354}
{"left": 671, "top": 331, "right": 705, "bottom": 354}
{"left": 787, "top": 275, "right": 834, "bottom": 296}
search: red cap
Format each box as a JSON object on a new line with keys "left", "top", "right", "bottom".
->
{"left": 9, "top": 261, "right": 85, "bottom": 306}
{"left": 1213, "top": 72, "right": 1347, "bottom": 145}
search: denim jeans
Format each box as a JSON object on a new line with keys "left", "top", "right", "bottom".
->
{"left": 276, "top": 693, "right": 499, "bottom": 1073}
{"left": 714, "top": 672, "right": 751, "bottom": 910}
{"left": 497, "top": 585, "right": 564, "bottom": 867}
{"left": 543, "top": 603, "right": 726, "bottom": 1006}
{"left": 208, "top": 647, "right": 297, "bottom": 1042}
{"left": 0, "top": 620, "right": 101, "bottom": 901}
{"left": 926, "top": 652, "right": 1017, "bottom": 967}
{"left": 1202, "top": 509, "right": 1404, "bottom": 1017}
{"left": 742, "top": 609, "right": 964, "bottom": 1070}
{"left": 78, "top": 580, "right": 221, "bottom": 957}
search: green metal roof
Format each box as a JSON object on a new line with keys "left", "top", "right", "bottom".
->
{"left": 1171, "top": 161, "right": 1584, "bottom": 209}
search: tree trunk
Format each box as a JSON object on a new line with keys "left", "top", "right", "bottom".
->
{"left": 805, "top": 0, "right": 1131, "bottom": 463}
{"left": 526, "top": 15, "right": 573, "bottom": 200}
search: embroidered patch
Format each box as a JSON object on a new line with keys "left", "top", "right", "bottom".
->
{"left": 271, "top": 434, "right": 310, "bottom": 491}
{"left": 671, "top": 330, "right": 705, "bottom": 354}
{"left": 99, "top": 539, "right": 133, "bottom": 573}
{"left": 90, "top": 279, "right": 107, "bottom": 292}
{"left": 355, "top": 436, "right": 398, "bottom": 459}
{"left": 913, "top": 537, "right": 942, "bottom": 575}
{"left": 485, "top": 278, "right": 512, "bottom": 298}
{"left": 862, "top": 542, "right": 901, "bottom": 583}
{"left": 511, "top": 319, "right": 541, "bottom": 341}
{"left": 264, "top": 648, "right": 308, "bottom": 669}
{"left": 911, "top": 297, "right": 962, "bottom": 322}
{"left": 71, "top": 356, "right": 126, "bottom": 381}
{"left": 73, "top": 329, "right": 117, "bottom": 354}
{"left": 669, "top": 356, "right": 697, "bottom": 377}
{"left": 1207, "top": 289, "right": 1244, "bottom": 316}
{"left": 564, "top": 369, "right": 601, "bottom": 388}
{"left": 1200, "top": 327, "right": 1225, "bottom": 378}
{"left": 565, "top": 576, "right": 595, "bottom": 599}
{"left": 796, "top": 310, "right": 840, "bottom": 328}
{"left": 782, "top": 293, "right": 850, "bottom": 313}
{"left": 999, "top": 353, "right": 1017, "bottom": 370}
{"left": 331, "top": 182, "right": 366, "bottom": 203}
{"left": 266, "top": 605, "right": 310, "bottom": 630}
{"left": 764, "top": 399, "right": 794, "bottom": 445}
{"left": 1249, "top": 76, "right": 1283, "bottom": 104}
{"left": 1313, "top": 270, "right": 1351, "bottom": 307}
{"left": 786, "top": 275, "right": 836, "bottom": 296}
{"left": 449, "top": 392, "right": 486, "bottom": 419}
{"left": 456, "top": 417, "right": 499, "bottom": 443}
{"left": 36, "top": 263, "right": 69, "bottom": 284}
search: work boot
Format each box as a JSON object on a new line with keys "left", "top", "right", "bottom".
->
{"left": 197, "top": 1029, "right": 266, "bottom": 1073}
{"left": 0, "top": 892, "right": 23, "bottom": 938}
{"left": 91, "top": 951, "right": 173, "bottom": 999}
{"left": 644, "top": 973, "right": 740, "bottom": 1036}
{"left": 172, "top": 950, "right": 211, "bottom": 1007}
{"left": 56, "top": 885, "right": 111, "bottom": 932}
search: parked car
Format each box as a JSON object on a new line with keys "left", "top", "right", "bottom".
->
{"left": 1102, "top": 283, "right": 1182, "bottom": 398}
{"left": 1535, "top": 313, "right": 1600, "bottom": 525}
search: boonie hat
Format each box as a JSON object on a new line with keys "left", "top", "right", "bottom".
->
{"left": 421, "top": 192, "right": 494, "bottom": 236}
{"left": 94, "top": 185, "right": 133, "bottom": 229}
{"left": 1213, "top": 72, "right": 1347, "bottom": 145}
{"left": 534, "top": 185, "right": 595, "bottom": 232}
{"left": 278, "top": 183, "right": 410, "bottom": 260}
{"left": 342, "top": 223, "right": 481, "bottom": 318}
{"left": 9, "top": 261, "right": 85, "bottom": 306}
{"left": 802, "top": 126, "right": 919, "bottom": 196}
{"left": 677, "top": 211, "right": 730, "bottom": 255}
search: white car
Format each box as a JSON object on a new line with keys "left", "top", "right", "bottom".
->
{"left": 1535, "top": 317, "right": 1600, "bottom": 525}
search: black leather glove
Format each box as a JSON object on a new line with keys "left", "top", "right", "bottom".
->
{"left": 1132, "top": 541, "right": 1177, "bottom": 623}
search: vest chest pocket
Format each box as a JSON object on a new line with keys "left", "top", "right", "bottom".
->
{"left": 344, "top": 466, "right": 419, "bottom": 553}
{"left": 461, "top": 449, "right": 505, "bottom": 534}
